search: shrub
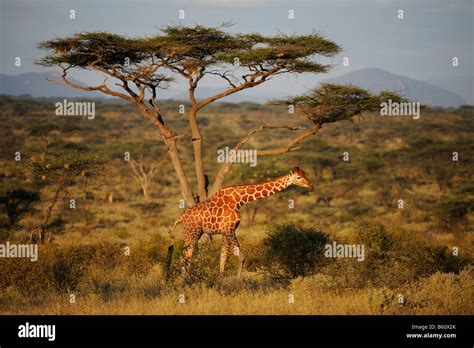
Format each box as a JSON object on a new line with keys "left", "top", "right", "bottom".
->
{"left": 0, "top": 245, "right": 95, "bottom": 296}
{"left": 47, "top": 245, "right": 95, "bottom": 293}
{"left": 261, "top": 223, "right": 328, "bottom": 281}
{"left": 0, "top": 241, "right": 163, "bottom": 300}
{"left": 0, "top": 189, "right": 40, "bottom": 226}
{"left": 354, "top": 222, "right": 394, "bottom": 261}
{"left": 435, "top": 198, "right": 474, "bottom": 231}
{"left": 405, "top": 266, "right": 474, "bottom": 314}
{"left": 335, "top": 222, "right": 473, "bottom": 288}
{"left": 167, "top": 240, "right": 222, "bottom": 286}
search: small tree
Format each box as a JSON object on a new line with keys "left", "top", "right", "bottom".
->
{"left": 0, "top": 189, "right": 40, "bottom": 227}
{"left": 128, "top": 158, "right": 156, "bottom": 201}
{"left": 38, "top": 25, "right": 402, "bottom": 206}
{"left": 28, "top": 124, "right": 61, "bottom": 162}
{"left": 29, "top": 150, "right": 99, "bottom": 243}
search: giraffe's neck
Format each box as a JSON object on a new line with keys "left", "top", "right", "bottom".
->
{"left": 235, "top": 174, "right": 292, "bottom": 209}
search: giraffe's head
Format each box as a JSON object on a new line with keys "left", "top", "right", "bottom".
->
{"left": 289, "top": 167, "right": 314, "bottom": 190}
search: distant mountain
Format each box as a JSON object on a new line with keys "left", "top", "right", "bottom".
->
{"left": 323, "top": 68, "right": 466, "bottom": 107}
{"left": 427, "top": 75, "right": 474, "bottom": 106}
{"left": 0, "top": 72, "right": 277, "bottom": 102}
{"left": 165, "top": 86, "right": 289, "bottom": 103}
{"left": 2, "top": 70, "right": 469, "bottom": 107}
{"left": 0, "top": 72, "right": 102, "bottom": 98}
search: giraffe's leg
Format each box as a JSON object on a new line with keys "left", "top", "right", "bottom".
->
{"left": 228, "top": 233, "right": 245, "bottom": 278}
{"left": 219, "top": 235, "right": 231, "bottom": 275}
{"left": 180, "top": 226, "right": 201, "bottom": 278}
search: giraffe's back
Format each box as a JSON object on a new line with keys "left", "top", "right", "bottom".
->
{"left": 179, "top": 189, "right": 240, "bottom": 235}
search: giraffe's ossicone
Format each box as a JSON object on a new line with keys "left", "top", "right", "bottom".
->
{"left": 173, "top": 166, "right": 314, "bottom": 278}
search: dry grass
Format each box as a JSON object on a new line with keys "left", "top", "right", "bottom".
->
{"left": 1, "top": 267, "right": 472, "bottom": 315}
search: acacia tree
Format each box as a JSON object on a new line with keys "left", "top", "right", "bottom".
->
{"left": 38, "top": 25, "right": 400, "bottom": 206}
{"left": 29, "top": 150, "right": 99, "bottom": 243}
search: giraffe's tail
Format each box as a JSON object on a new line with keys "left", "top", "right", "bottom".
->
{"left": 172, "top": 216, "right": 183, "bottom": 235}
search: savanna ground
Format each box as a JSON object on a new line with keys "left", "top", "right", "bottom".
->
{"left": 0, "top": 96, "right": 473, "bottom": 314}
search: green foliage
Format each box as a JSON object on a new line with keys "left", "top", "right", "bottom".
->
{"left": 275, "top": 83, "right": 405, "bottom": 125}
{"left": 157, "top": 24, "right": 246, "bottom": 61}
{"left": 38, "top": 32, "right": 144, "bottom": 68}
{"left": 38, "top": 25, "right": 339, "bottom": 71}
{"left": 261, "top": 223, "right": 328, "bottom": 280}
{"left": 217, "top": 32, "right": 339, "bottom": 71}
{"left": 37, "top": 24, "right": 341, "bottom": 92}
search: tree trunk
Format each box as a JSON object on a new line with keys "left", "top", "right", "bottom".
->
{"left": 164, "top": 138, "right": 196, "bottom": 207}
{"left": 188, "top": 106, "right": 207, "bottom": 202}
{"left": 136, "top": 102, "right": 196, "bottom": 207}
{"left": 38, "top": 183, "right": 62, "bottom": 244}
{"left": 142, "top": 186, "right": 149, "bottom": 201}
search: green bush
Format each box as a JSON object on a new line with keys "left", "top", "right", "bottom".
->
{"left": 261, "top": 223, "right": 328, "bottom": 281}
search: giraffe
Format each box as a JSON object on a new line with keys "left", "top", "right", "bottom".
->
{"left": 173, "top": 167, "right": 314, "bottom": 279}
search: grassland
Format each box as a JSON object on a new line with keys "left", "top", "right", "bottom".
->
{"left": 0, "top": 96, "right": 473, "bottom": 314}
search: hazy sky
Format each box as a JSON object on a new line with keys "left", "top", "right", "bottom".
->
{"left": 1, "top": 0, "right": 472, "bottom": 95}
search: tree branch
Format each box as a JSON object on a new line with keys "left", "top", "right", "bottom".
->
{"left": 194, "top": 65, "right": 284, "bottom": 111}
{"left": 49, "top": 67, "right": 136, "bottom": 104}
{"left": 258, "top": 124, "right": 321, "bottom": 156}
{"left": 209, "top": 123, "right": 313, "bottom": 194}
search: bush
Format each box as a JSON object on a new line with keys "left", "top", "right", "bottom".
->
{"left": 405, "top": 266, "right": 474, "bottom": 314}
{"left": 0, "top": 245, "right": 95, "bottom": 296}
{"left": 354, "top": 222, "right": 394, "bottom": 261}
{"left": 0, "top": 241, "right": 163, "bottom": 300}
{"left": 435, "top": 198, "right": 474, "bottom": 231}
{"left": 261, "top": 223, "right": 328, "bottom": 281}
{"left": 331, "top": 222, "right": 473, "bottom": 288}
{"left": 0, "top": 189, "right": 40, "bottom": 226}
{"left": 47, "top": 245, "right": 95, "bottom": 293}
{"left": 166, "top": 240, "right": 221, "bottom": 286}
